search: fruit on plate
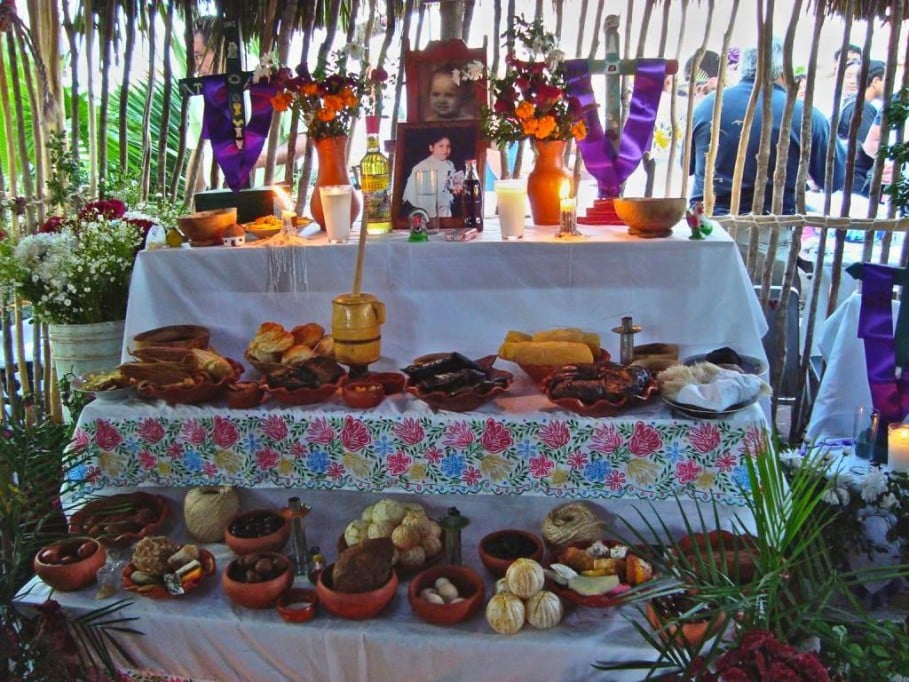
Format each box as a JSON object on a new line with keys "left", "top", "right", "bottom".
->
{"left": 498, "top": 327, "right": 602, "bottom": 366}
{"left": 246, "top": 321, "right": 334, "bottom": 371}
{"left": 342, "top": 499, "right": 442, "bottom": 572}
{"left": 547, "top": 540, "right": 653, "bottom": 599}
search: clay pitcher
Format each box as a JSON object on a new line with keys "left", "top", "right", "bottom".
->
{"left": 331, "top": 293, "right": 386, "bottom": 368}
{"left": 311, "top": 136, "right": 361, "bottom": 230}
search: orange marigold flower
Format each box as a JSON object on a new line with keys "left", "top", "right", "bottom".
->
{"left": 323, "top": 94, "right": 344, "bottom": 111}
{"left": 515, "top": 101, "right": 536, "bottom": 120}
{"left": 342, "top": 90, "right": 359, "bottom": 107}
{"left": 301, "top": 82, "right": 319, "bottom": 96}
{"left": 571, "top": 120, "right": 588, "bottom": 141}
{"left": 270, "top": 92, "right": 294, "bottom": 112}
{"left": 521, "top": 117, "right": 539, "bottom": 136}
{"left": 534, "top": 115, "right": 557, "bottom": 139}
{"left": 316, "top": 107, "right": 336, "bottom": 122}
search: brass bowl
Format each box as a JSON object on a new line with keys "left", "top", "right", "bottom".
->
{"left": 177, "top": 208, "right": 238, "bottom": 246}
{"left": 613, "top": 197, "right": 687, "bottom": 238}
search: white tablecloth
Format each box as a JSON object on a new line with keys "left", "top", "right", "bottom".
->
{"left": 124, "top": 221, "right": 767, "bottom": 371}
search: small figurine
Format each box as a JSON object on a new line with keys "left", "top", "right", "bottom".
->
{"left": 685, "top": 202, "right": 714, "bottom": 240}
{"left": 408, "top": 209, "right": 429, "bottom": 242}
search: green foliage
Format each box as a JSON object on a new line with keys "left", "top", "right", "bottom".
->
{"left": 881, "top": 86, "right": 908, "bottom": 215}
{"left": 45, "top": 132, "right": 88, "bottom": 215}
{"left": 815, "top": 619, "right": 909, "bottom": 681}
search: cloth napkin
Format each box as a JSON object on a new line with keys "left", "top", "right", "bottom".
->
{"left": 675, "top": 368, "right": 769, "bottom": 410}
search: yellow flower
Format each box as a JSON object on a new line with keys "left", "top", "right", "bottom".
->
{"left": 515, "top": 101, "right": 536, "bottom": 120}
{"left": 214, "top": 449, "right": 242, "bottom": 474}
{"left": 409, "top": 463, "right": 427, "bottom": 480}
{"left": 696, "top": 471, "right": 716, "bottom": 490}
{"left": 626, "top": 459, "right": 658, "bottom": 486}
{"left": 316, "top": 107, "right": 336, "bottom": 122}
{"left": 343, "top": 452, "right": 371, "bottom": 478}
{"left": 98, "top": 451, "right": 123, "bottom": 476}
{"left": 480, "top": 455, "right": 513, "bottom": 481}
{"left": 157, "top": 460, "right": 171, "bottom": 477}
{"left": 277, "top": 457, "right": 295, "bottom": 477}
{"left": 534, "top": 115, "right": 557, "bottom": 139}
{"left": 550, "top": 468, "right": 569, "bottom": 486}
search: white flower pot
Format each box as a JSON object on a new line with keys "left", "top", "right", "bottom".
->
{"left": 48, "top": 320, "right": 126, "bottom": 381}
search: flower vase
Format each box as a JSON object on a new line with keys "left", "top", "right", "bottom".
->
{"left": 47, "top": 320, "right": 126, "bottom": 381}
{"left": 310, "top": 135, "right": 361, "bottom": 231}
{"left": 527, "top": 139, "right": 572, "bottom": 226}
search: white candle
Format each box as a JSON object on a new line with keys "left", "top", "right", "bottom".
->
{"left": 494, "top": 180, "right": 526, "bottom": 240}
{"left": 888, "top": 423, "right": 909, "bottom": 472}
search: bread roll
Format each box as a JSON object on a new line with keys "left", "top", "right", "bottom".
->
{"left": 281, "top": 344, "right": 315, "bottom": 365}
{"left": 314, "top": 334, "right": 334, "bottom": 358}
{"left": 532, "top": 328, "right": 601, "bottom": 356}
{"left": 291, "top": 322, "right": 324, "bottom": 348}
{"left": 250, "top": 322, "right": 294, "bottom": 353}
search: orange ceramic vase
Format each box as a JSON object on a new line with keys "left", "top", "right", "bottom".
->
{"left": 310, "top": 135, "right": 361, "bottom": 230}
{"left": 527, "top": 139, "right": 572, "bottom": 226}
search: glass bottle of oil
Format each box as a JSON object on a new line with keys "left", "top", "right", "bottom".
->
{"left": 359, "top": 115, "right": 392, "bottom": 235}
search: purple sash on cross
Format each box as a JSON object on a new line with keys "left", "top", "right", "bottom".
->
{"left": 857, "top": 263, "right": 909, "bottom": 425}
{"left": 563, "top": 59, "right": 667, "bottom": 198}
{"left": 200, "top": 77, "right": 276, "bottom": 192}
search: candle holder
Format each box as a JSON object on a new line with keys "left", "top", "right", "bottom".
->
{"left": 558, "top": 196, "right": 580, "bottom": 238}
{"left": 612, "top": 316, "right": 641, "bottom": 365}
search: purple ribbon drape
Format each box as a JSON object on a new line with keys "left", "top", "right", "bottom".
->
{"left": 857, "top": 263, "right": 909, "bottom": 425}
{"left": 564, "top": 59, "right": 667, "bottom": 198}
{"left": 201, "top": 78, "right": 276, "bottom": 192}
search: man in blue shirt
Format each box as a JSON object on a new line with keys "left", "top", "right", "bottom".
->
{"left": 835, "top": 60, "right": 885, "bottom": 197}
{"left": 687, "top": 39, "right": 846, "bottom": 215}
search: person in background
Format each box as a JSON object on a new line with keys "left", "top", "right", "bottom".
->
{"left": 835, "top": 60, "right": 885, "bottom": 197}
{"left": 687, "top": 38, "right": 845, "bottom": 216}
{"left": 793, "top": 66, "right": 807, "bottom": 100}
{"left": 402, "top": 134, "right": 456, "bottom": 217}
{"left": 424, "top": 67, "right": 472, "bottom": 121}
{"left": 683, "top": 49, "right": 721, "bottom": 101}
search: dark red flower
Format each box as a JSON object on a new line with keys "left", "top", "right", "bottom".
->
{"left": 295, "top": 63, "right": 310, "bottom": 79}
{"left": 14, "top": 195, "right": 26, "bottom": 215}
{"left": 370, "top": 67, "right": 388, "bottom": 83}
{"left": 39, "top": 215, "right": 65, "bottom": 233}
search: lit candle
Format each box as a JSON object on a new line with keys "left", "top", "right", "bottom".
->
{"left": 888, "top": 423, "right": 909, "bottom": 472}
{"left": 559, "top": 196, "right": 577, "bottom": 236}
{"left": 282, "top": 209, "right": 295, "bottom": 230}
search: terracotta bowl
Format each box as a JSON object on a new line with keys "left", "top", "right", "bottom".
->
{"left": 222, "top": 552, "right": 293, "bottom": 609}
{"left": 408, "top": 564, "right": 485, "bottom": 625}
{"left": 224, "top": 509, "right": 291, "bottom": 555}
{"left": 131, "top": 324, "right": 211, "bottom": 351}
{"left": 342, "top": 378, "right": 385, "bottom": 409}
{"left": 677, "top": 530, "right": 759, "bottom": 585}
{"left": 276, "top": 587, "right": 319, "bottom": 623}
{"left": 370, "top": 372, "right": 406, "bottom": 395}
{"left": 613, "top": 197, "right": 687, "bottom": 238}
{"left": 517, "top": 348, "right": 611, "bottom": 386}
{"left": 316, "top": 563, "right": 398, "bottom": 620}
{"left": 34, "top": 537, "right": 106, "bottom": 592}
{"left": 645, "top": 595, "right": 727, "bottom": 647}
{"left": 478, "top": 529, "right": 545, "bottom": 578}
{"left": 68, "top": 491, "right": 171, "bottom": 548}
{"left": 177, "top": 208, "right": 237, "bottom": 245}
{"left": 226, "top": 381, "right": 265, "bottom": 409}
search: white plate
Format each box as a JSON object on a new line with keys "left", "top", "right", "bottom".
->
{"left": 72, "top": 371, "right": 134, "bottom": 401}
{"left": 662, "top": 394, "right": 759, "bottom": 419}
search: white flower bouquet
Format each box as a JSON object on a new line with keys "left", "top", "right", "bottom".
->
{"left": 0, "top": 199, "right": 154, "bottom": 325}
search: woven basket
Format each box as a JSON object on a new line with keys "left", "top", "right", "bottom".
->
{"left": 184, "top": 486, "right": 241, "bottom": 543}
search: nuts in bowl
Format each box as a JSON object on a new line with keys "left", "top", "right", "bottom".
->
{"left": 224, "top": 509, "right": 291, "bottom": 555}
{"left": 222, "top": 552, "right": 293, "bottom": 609}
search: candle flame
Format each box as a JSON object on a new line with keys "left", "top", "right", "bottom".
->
{"left": 272, "top": 186, "right": 293, "bottom": 210}
{"left": 559, "top": 179, "right": 573, "bottom": 200}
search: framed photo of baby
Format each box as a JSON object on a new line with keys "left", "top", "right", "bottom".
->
{"left": 403, "top": 38, "right": 487, "bottom": 122}
{"left": 391, "top": 121, "right": 486, "bottom": 231}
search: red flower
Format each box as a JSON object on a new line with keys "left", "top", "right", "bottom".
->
{"left": 605, "top": 470, "right": 626, "bottom": 490}
{"left": 167, "top": 442, "right": 183, "bottom": 459}
{"left": 568, "top": 450, "right": 588, "bottom": 469}
{"left": 307, "top": 417, "right": 336, "bottom": 445}
{"left": 424, "top": 446, "right": 443, "bottom": 464}
{"left": 212, "top": 416, "right": 239, "bottom": 448}
{"left": 387, "top": 451, "right": 412, "bottom": 476}
{"left": 716, "top": 452, "right": 738, "bottom": 472}
{"left": 327, "top": 462, "right": 345, "bottom": 480}
{"left": 180, "top": 419, "right": 206, "bottom": 446}
{"left": 138, "top": 418, "right": 165, "bottom": 444}
{"left": 340, "top": 415, "right": 370, "bottom": 452}
{"left": 591, "top": 423, "right": 623, "bottom": 454}
{"left": 394, "top": 418, "right": 425, "bottom": 446}
{"left": 538, "top": 420, "right": 570, "bottom": 449}
{"left": 629, "top": 421, "right": 661, "bottom": 456}
{"left": 261, "top": 414, "right": 289, "bottom": 441}
{"left": 690, "top": 422, "right": 721, "bottom": 453}
{"left": 443, "top": 421, "right": 475, "bottom": 449}
{"left": 94, "top": 420, "right": 122, "bottom": 451}
{"left": 256, "top": 447, "right": 280, "bottom": 470}
{"left": 529, "top": 455, "right": 555, "bottom": 478}
{"left": 138, "top": 451, "right": 156, "bottom": 469}
{"left": 70, "top": 429, "right": 90, "bottom": 451}
{"left": 676, "top": 459, "right": 703, "bottom": 484}
{"left": 370, "top": 66, "right": 388, "bottom": 83}
{"left": 39, "top": 215, "right": 65, "bottom": 233}
{"left": 463, "top": 466, "right": 482, "bottom": 485}
{"left": 480, "top": 419, "right": 513, "bottom": 454}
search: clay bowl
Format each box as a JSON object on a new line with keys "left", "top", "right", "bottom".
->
{"left": 226, "top": 381, "right": 265, "bottom": 409}
{"left": 408, "top": 564, "right": 485, "bottom": 625}
{"left": 478, "top": 529, "right": 545, "bottom": 578}
{"left": 224, "top": 509, "right": 291, "bottom": 555}
{"left": 613, "top": 197, "right": 687, "bottom": 238}
{"left": 316, "top": 562, "right": 398, "bottom": 620}
{"left": 645, "top": 594, "right": 727, "bottom": 647}
{"left": 177, "top": 208, "right": 237, "bottom": 246}
{"left": 34, "top": 537, "right": 106, "bottom": 592}
{"left": 342, "top": 378, "right": 385, "bottom": 409}
{"left": 518, "top": 348, "right": 611, "bottom": 387}
{"left": 276, "top": 587, "right": 319, "bottom": 623}
{"left": 370, "top": 371, "right": 406, "bottom": 395}
{"left": 222, "top": 552, "right": 293, "bottom": 609}
{"left": 131, "top": 324, "right": 210, "bottom": 351}
{"left": 677, "top": 530, "right": 759, "bottom": 586}
{"left": 69, "top": 491, "right": 171, "bottom": 548}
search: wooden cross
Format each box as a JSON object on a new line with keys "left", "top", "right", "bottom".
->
{"left": 178, "top": 18, "right": 252, "bottom": 149}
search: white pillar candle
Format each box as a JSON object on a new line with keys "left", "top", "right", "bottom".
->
{"left": 887, "top": 423, "right": 909, "bottom": 472}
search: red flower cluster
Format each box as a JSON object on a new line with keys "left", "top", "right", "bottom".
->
{"left": 711, "top": 630, "right": 830, "bottom": 681}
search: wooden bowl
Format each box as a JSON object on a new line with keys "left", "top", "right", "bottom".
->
{"left": 34, "top": 537, "right": 106, "bottom": 592}
{"left": 222, "top": 552, "right": 293, "bottom": 609}
{"left": 613, "top": 197, "right": 686, "bottom": 238}
{"left": 131, "top": 324, "right": 211, "bottom": 351}
{"left": 276, "top": 587, "right": 319, "bottom": 623}
{"left": 177, "top": 208, "right": 237, "bottom": 245}
{"left": 68, "top": 491, "right": 171, "bottom": 548}
{"left": 224, "top": 509, "right": 291, "bottom": 555}
{"left": 342, "top": 378, "right": 385, "bottom": 409}
{"left": 408, "top": 564, "right": 485, "bottom": 625}
{"left": 316, "top": 563, "right": 398, "bottom": 620}
{"left": 478, "top": 529, "right": 545, "bottom": 578}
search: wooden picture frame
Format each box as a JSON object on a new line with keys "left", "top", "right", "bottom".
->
{"left": 391, "top": 121, "right": 486, "bottom": 231}
{"left": 404, "top": 38, "right": 487, "bottom": 123}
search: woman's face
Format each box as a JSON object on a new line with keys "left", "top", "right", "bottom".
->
{"left": 429, "top": 137, "right": 451, "bottom": 160}
{"left": 428, "top": 73, "right": 460, "bottom": 119}
{"left": 194, "top": 32, "right": 215, "bottom": 76}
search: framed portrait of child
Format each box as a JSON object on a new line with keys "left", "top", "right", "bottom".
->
{"left": 391, "top": 121, "right": 486, "bottom": 231}
{"left": 403, "top": 38, "right": 487, "bottom": 123}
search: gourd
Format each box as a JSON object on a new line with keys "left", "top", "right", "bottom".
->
{"left": 505, "top": 558, "right": 545, "bottom": 599}
{"left": 485, "top": 592, "right": 525, "bottom": 634}
{"left": 525, "top": 591, "right": 563, "bottom": 630}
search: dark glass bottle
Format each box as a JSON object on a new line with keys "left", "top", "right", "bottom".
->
{"left": 462, "top": 159, "right": 483, "bottom": 231}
